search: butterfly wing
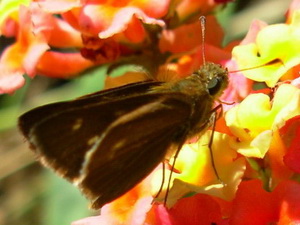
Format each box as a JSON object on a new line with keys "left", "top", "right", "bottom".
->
{"left": 19, "top": 81, "right": 161, "bottom": 136}
{"left": 19, "top": 82, "right": 164, "bottom": 180}
{"left": 19, "top": 83, "right": 194, "bottom": 208}
{"left": 79, "top": 95, "right": 193, "bottom": 208}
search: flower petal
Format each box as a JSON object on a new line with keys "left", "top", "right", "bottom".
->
{"left": 0, "top": 70, "right": 24, "bottom": 94}
{"left": 229, "top": 180, "right": 300, "bottom": 224}
{"left": 77, "top": 3, "right": 166, "bottom": 38}
{"left": 0, "top": 4, "right": 50, "bottom": 93}
{"left": 37, "top": 0, "right": 81, "bottom": 13}
{"left": 0, "top": 0, "right": 31, "bottom": 35}
{"left": 280, "top": 115, "right": 300, "bottom": 173}
{"left": 36, "top": 51, "right": 94, "bottom": 78}
{"left": 159, "top": 16, "right": 223, "bottom": 54}
{"left": 98, "top": 7, "right": 165, "bottom": 40}
{"left": 226, "top": 83, "right": 300, "bottom": 159}
{"left": 229, "top": 179, "right": 278, "bottom": 225}
{"left": 168, "top": 194, "right": 222, "bottom": 225}
{"left": 233, "top": 10, "right": 300, "bottom": 87}
{"left": 152, "top": 131, "right": 246, "bottom": 207}
{"left": 239, "top": 19, "right": 267, "bottom": 45}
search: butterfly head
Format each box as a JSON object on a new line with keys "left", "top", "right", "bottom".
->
{"left": 196, "top": 62, "right": 228, "bottom": 98}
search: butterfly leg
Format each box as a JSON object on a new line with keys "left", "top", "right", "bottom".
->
{"left": 152, "top": 161, "right": 166, "bottom": 204}
{"left": 152, "top": 135, "right": 187, "bottom": 206}
{"left": 209, "top": 104, "right": 226, "bottom": 186}
{"left": 163, "top": 137, "right": 187, "bottom": 206}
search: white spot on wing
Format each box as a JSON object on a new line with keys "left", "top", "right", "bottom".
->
{"left": 87, "top": 135, "right": 100, "bottom": 146}
{"left": 107, "top": 139, "right": 127, "bottom": 159}
{"left": 72, "top": 118, "right": 83, "bottom": 131}
{"left": 113, "top": 139, "right": 126, "bottom": 150}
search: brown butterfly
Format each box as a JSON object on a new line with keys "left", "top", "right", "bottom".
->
{"left": 18, "top": 62, "right": 228, "bottom": 209}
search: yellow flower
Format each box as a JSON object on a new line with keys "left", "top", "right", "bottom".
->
{"left": 151, "top": 131, "right": 246, "bottom": 207}
{"left": 232, "top": 10, "right": 300, "bottom": 87}
{"left": 226, "top": 83, "right": 300, "bottom": 158}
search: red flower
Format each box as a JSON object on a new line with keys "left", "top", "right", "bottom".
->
{"left": 167, "top": 194, "right": 223, "bottom": 225}
{"left": 280, "top": 115, "right": 300, "bottom": 173}
{"left": 229, "top": 179, "right": 300, "bottom": 224}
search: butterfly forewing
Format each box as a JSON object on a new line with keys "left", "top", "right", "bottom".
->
{"left": 19, "top": 82, "right": 161, "bottom": 178}
{"left": 19, "top": 81, "right": 161, "bottom": 136}
{"left": 78, "top": 95, "right": 193, "bottom": 208}
{"left": 19, "top": 82, "right": 195, "bottom": 208}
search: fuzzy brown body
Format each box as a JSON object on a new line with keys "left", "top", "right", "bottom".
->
{"left": 19, "top": 62, "right": 228, "bottom": 208}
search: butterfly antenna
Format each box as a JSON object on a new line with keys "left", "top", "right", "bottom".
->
{"left": 230, "top": 58, "right": 284, "bottom": 73}
{"left": 200, "top": 16, "right": 206, "bottom": 65}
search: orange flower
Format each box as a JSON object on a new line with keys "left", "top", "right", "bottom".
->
{"left": 0, "top": 2, "right": 93, "bottom": 94}
{"left": 0, "top": 0, "right": 231, "bottom": 94}
{"left": 176, "top": 0, "right": 228, "bottom": 22}
{"left": 158, "top": 16, "right": 231, "bottom": 78}
{"left": 57, "top": 0, "right": 169, "bottom": 66}
{"left": 51, "top": 0, "right": 169, "bottom": 40}
{"left": 72, "top": 167, "right": 156, "bottom": 225}
{"left": 0, "top": 4, "right": 49, "bottom": 94}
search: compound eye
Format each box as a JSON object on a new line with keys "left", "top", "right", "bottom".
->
{"left": 208, "top": 76, "right": 223, "bottom": 95}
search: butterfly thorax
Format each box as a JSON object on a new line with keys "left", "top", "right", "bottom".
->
{"left": 149, "top": 62, "right": 228, "bottom": 141}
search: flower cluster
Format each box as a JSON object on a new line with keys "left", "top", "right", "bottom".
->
{"left": 1, "top": 0, "right": 300, "bottom": 224}
{"left": 0, "top": 0, "right": 229, "bottom": 94}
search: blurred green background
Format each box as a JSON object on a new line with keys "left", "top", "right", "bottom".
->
{"left": 0, "top": 0, "right": 290, "bottom": 224}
